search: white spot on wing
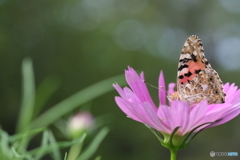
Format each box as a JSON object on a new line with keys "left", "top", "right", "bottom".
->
{"left": 193, "top": 50, "right": 197, "bottom": 56}
{"left": 180, "top": 53, "right": 191, "bottom": 59}
{"left": 201, "top": 84, "right": 208, "bottom": 90}
{"left": 181, "top": 68, "right": 188, "bottom": 73}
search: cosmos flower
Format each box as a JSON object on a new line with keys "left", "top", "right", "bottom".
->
{"left": 113, "top": 67, "right": 240, "bottom": 150}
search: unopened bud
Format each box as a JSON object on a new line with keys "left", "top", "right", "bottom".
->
{"left": 68, "top": 112, "right": 94, "bottom": 139}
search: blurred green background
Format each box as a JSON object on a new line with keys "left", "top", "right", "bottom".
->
{"left": 1, "top": 0, "right": 240, "bottom": 159}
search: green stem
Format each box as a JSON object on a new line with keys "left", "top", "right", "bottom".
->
{"left": 170, "top": 149, "right": 178, "bottom": 160}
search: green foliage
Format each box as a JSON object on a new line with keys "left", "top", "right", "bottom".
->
{"left": 77, "top": 128, "right": 109, "bottom": 160}
{"left": 0, "top": 58, "right": 123, "bottom": 159}
{"left": 0, "top": 127, "right": 86, "bottom": 160}
{"left": 17, "top": 58, "right": 35, "bottom": 133}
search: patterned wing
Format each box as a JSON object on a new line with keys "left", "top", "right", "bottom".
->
{"left": 175, "top": 35, "right": 225, "bottom": 104}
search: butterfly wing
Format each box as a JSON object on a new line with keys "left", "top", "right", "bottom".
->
{"left": 176, "top": 35, "right": 225, "bottom": 104}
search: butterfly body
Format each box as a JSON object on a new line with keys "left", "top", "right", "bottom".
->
{"left": 168, "top": 35, "right": 225, "bottom": 105}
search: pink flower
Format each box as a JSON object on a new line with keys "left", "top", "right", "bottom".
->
{"left": 113, "top": 67, "right": 240, "bottom": 148}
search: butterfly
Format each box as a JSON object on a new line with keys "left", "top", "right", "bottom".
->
{"left": 168, "top": 35, "right": 226, "bottom": 105}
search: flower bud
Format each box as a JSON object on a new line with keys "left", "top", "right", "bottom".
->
{"left": 68, "top": 111, "right": 95, "bottom": 139}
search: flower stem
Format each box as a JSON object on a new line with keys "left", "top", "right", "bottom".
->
{"left": 170, "top": 149, "right": 178, "bottom": 160}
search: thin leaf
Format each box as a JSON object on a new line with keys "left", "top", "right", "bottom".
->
{"left": 11, "top": 147, "right": 23, "bottom": 158}
{"left": 15, "top": 133, "right": 29, "bottom": 154}
{"left": 168, "top": 127, "right": 180, "bottom": 148}
{"left": 67, "top": 143, "right": 83, "bottom": 160}
{"left": 1, "top": 130, "right": 11, "bottom": 157}
{"left": 33, "top": 75, "right": 61, "bottom": 118}
{"left": 53, "top": 119, "right": 68, "bottom": 138}
{"left": 64, "top": 153, "right": 68, "bottom": 160}
{"left": 28, "top": 134, "right": 86, "bottom": 156}
{"left": 41, "top": 130, "right": 49, "bottom": 147}
{"left": 178, "top": 121, "right": 215, "bottom": 149}
{"left": 9, "top": 128, "right": 45, "bottom": 142}
{"left": 77, "top": 127, "right": 109, "bottom": 160}
{"left": 93, "top": 114, "right": 113, "bottom": 130}
{"left": 30, "top": 74, "right": 126, "bottom": 129}
{"left": 48, "top": 131, "right": 61, "bottom": 160}
{"left": 95, "top": 156, "right": 102, "bottom": 160}
{"left": 11, "top": 147, "right": 32, "bottom": 160}
{"left": 34, "top": 130, "right": 49, "bottom": 160}
{"left": 13, "top": 128, "right": 45, "bottom": 154}
{"left": 17, "top": 58, "right": 35, "bottom": 132}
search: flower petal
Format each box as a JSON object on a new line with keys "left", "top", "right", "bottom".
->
{"left": 159, "top": 71, "right": 166, "bottom": 105}
{"left": 195, "top": 104, "right": 233, "bottom": 130}
{"left": 168, "top": 83, "right": 176, "bottom": 95}
{"left": 158, "top": 101, "right": 190, "bottom": 135}
{"left": 142, "top": 102, "right": 171, "bottom": 132}
{"left": 125, "top": 67, "right": 157, "bottom": 111}
{"left": 226, "top": 89, "right": 240, "bottom": 104}
{"left": 115, "top": 97, "right": 142, "bottom": 122}
{"left": 207, "top": 103, "right": 240, "bottom": 128}
{"left": 224, "top": 83, "right": 238, "bottom": 100}
{"left": 113, "top": 84, "right": 125, "bottom": 98}
{"left": 186, "top": 101, "right": 208, "bottom": 133}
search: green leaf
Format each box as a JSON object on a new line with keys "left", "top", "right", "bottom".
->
{"left": 77, "top": 127, "right": 109, "bottom": 160}
{"left": 1, "top": 129, "right": 11, "bottom": 157}
{"left": 94, "top": 156, "right": 102, "bottom": 160}
{"left": 64, "top": 153, "right": 68, "bottom": 160}
{"left": 34, "top": 130, "right": 49, "bottom": 160}
{"left": 48, "top": 131, "right": 61, "bottom": 160}
{"left": 66, "top": 143, "right": 83, "bottom": 160}
{"left": 12, "top": 128, "right": 45, "bottom": 154}
{"left": 9, "top": 128, "right": 45, "bottom": 143}
{"left": 11, "top": 147, "right": 24, "bottom": 158}
{"left": 53, "top": 118, "right": 68, "bottom": 138}
{"left": 17, "top": 58, "right": 35, "bottom": 132}
{"left": 93, "top": 114, "right": 113, "bottom": 130}
{"left": 11, "top": 147, "right": 32, "bottom": 160}
{"left": 29, "top": 133, "right": 86, "bottom": 156}
{"left": 33, "top": 75, "right": 61, "bottom": 118}
{"left": 30, "top": 74, "right": 126, "bottom": 129}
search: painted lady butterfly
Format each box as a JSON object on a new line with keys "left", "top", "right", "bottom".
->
{"left": 168, "top": 35, "right": 226, "bottom": 105}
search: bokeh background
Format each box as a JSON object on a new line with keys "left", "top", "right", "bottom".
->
{"left": 1, "top": 0, "right": 240, "bottom": 159}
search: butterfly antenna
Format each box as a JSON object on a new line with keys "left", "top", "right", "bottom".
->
{"left": 143, "top": 80, "right": 159, "bottom": 89}
{"left": 143, "top": 80, "right": 170, "bottom": 95}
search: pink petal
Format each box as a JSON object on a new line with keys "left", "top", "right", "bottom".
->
{"left": 224, "top": 83, "right": 238, "bottom": 100}
{"left": 158, "top": 101, "right": 190, "bottom": 134}
{"left": 142, "top": 102, "right": 170, "bottom": 132}
{"left": 115, "top": 97, "right": 142, "bottom": 122}
{"left": 207, "top": 103, "right": 240, "bottom": 128}
{"left": 125, "top": 67, "right": 157, "bottom": 111}
{"left": 114, "top": 84, "right": 142, "bottom": 104}
{"left": 113, "top": 84, "right": 125, "bottom": 98}
{"left": 226, "top": 89, "right": 240, "bottom": 104}
{"left": 157, "top": 105, "right": 173, "bottom": 134}
{"left": 116, "top": 97, "right": 165, "bottom": 131}
{"left": 223, "top": 83, "right": 230, "bottom": 91}
{"left": 195, "top": 104, "right": 233, "bottom": 130}
{"left": 186, "top": 101, "right": 208, "bottom": 133}
{"left": 159, "top": 71, "right": 166, "bottom": 105}
{"left": 168, "top": 83, "right": 176, "bottom": 95}
{"left": 122, "top": 87, "right": 142, "bottom": 104}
